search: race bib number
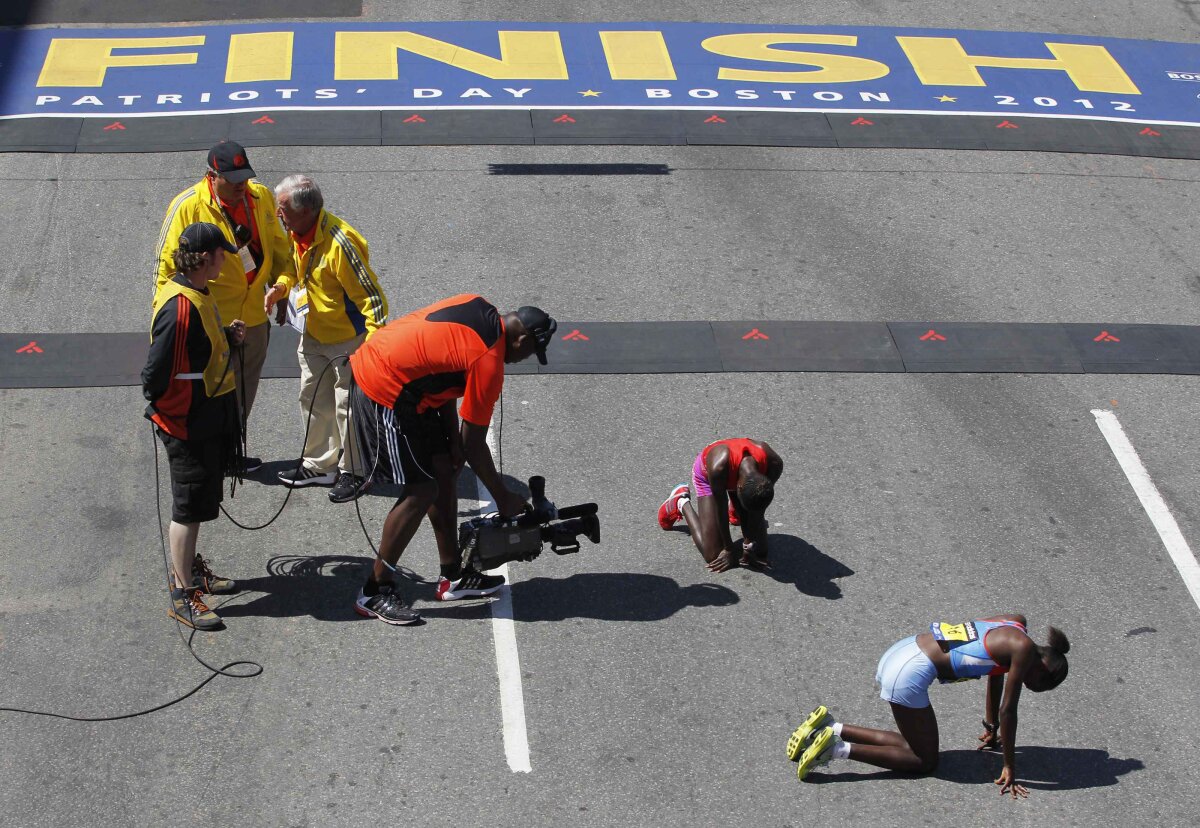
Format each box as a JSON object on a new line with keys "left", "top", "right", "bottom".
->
{"left": 287, "top": 286, "right": 309, "bottom": 334}
{"left": 930, "top": 621, "right": 978, "bottom": 645}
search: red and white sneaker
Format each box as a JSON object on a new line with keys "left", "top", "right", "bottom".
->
{"left": 728, "top": 501, "right": 741, "bottom": 526}
{"left": 657, "top": 484, "right": 689, "bottom": 530}
{"left": 436, "top": 567, "right": 506, "bottom": 601}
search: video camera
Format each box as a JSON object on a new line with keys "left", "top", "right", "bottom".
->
{"left": 458, "top": 476, "right": 600, "bottom": 571}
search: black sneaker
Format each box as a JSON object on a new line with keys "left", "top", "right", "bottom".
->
{"left": 241, "top": 456, "right": 263, "bottom": 474}
{"left": 278, "top": 465, "right": 336, "bottom": 487}
{"left": 354, "top": 583, "right": 422, "bottom": 625}
{"left": 329, "top": 472, "right": 367, "bottom": 503}
{"left": 436, "top": 567, "right": 505, "bottom": 601}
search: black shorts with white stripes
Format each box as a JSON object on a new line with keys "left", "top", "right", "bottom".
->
{"left": 349, "top": 377, "right": 448, "bottom": 488}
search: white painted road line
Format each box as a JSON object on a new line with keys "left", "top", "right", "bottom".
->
{"left": 478, "top": 429, "right": 532, "bottom": 773}
{"left": 1092, "top": 409, "right": 1200, "bottom": 612}
{"left": 489, "top": 563, "right": 531, "bottom": 773}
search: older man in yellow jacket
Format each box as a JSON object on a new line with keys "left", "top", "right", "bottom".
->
{"left": 154, "top": 140, "right": 295, "bottom": 471}
{"left": 265, "top": 175, "right": 389, "bottom": 502}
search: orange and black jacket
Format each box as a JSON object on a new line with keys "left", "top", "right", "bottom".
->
{"left": 142, "top": 275, "right": 239, "bottom": 441}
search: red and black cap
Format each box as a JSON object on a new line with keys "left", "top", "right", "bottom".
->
{"left": 207, "top": 140, "right": 255, "bottom": 183}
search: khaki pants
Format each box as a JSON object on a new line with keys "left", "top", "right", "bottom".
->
{"left": 233, "top": 321, "right": 270, "bottom": 422}
{"left": 297, "top": 331, "right": 365, "bottom": 474}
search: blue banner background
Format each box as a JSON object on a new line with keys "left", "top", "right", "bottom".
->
{"left": 3, "top": 22, "right": 1200, "bottom": 125}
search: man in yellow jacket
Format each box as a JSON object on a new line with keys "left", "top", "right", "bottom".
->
{"left": 154, "top": 140, "right": 296, "bottom": 471}
{"left": 265, "top": 175, "right": 389, "bottom": 502}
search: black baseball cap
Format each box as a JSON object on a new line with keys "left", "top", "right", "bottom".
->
{"left": 180, "top": 222, "right": 237, "bottom": 254}
{"left": 207, "top": 140, "right": 255, "bottom": 183}
{"left": 516, "top": 306, "right": 557, "bottom": 365}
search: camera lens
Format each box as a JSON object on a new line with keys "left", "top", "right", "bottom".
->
{"left": 554, "top": 515, "right": 600, "bottom": 546}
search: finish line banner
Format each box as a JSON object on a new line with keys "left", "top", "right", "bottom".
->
{"left": 4, "top": 22, "right": 1200, "bottom": 125}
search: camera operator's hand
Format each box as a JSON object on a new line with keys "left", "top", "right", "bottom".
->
{"left": 496, "top": 488, "right": 529, "bottom": 519}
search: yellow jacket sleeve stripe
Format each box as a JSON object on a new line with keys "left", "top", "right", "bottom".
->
{"left": 153, "top": 189, "right": 192, "bottom": 295}
{"left": 330, "top": 225, "right": 388, "bottom": 331}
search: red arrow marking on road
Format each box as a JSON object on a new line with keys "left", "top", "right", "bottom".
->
{"left": 403, "top": 114, "right": 426, "bottom": 123}
{"left": 251, "top": 115, "right": 274, "bottom": 124}
{"left": 562, "top": 329, "right": 589, "bottom": 341}
{"left": 102, "top": 122, "right": 125, "bottom": 131}
{"left": 553, "top": 114, "right": 576, "bottom": 123}
{"left": 851, "top": 117, "right": 873, "bottom": 126}
{"left": 16, "top": 341, "right": 43, "bottom": 354}
{"left": 742, "top": 328, "right": 769, "bottom": 340}
{"left": 919, "top": 330, "right": 947, "bottom": 341}
{"left": 1139, "top": 127, "right": 1161, "bottom": 137}
{"left": 704, "top": 115, "right": 726, "bottom": 124}
{"left": 1093, "top": 331, "right": 1120, "bottom": 342}
{"left": 996, "top": 120, "right": 1019, "bottom": 129}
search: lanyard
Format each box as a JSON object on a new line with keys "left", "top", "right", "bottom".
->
{"left": 208, "top": 179, "right": 254, "bottom": 247}
{"left": 220, "top": 196, "right": 253, "bottom": 245}
{"left": 300, "top": 242, "right": 318, "bottom": 286}
{"left": 296, "top": 220, "right": 321, "bottom": 286}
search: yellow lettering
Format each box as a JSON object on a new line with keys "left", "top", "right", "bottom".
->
{"left": 226, "top": 32, "right": 294, "bottom": 83}
{"left": 599, "top": 31, "right": 676, "bottom": 80}
{"left": 334, "top": 31, "right": 567, "bottom": 80}
{"left": 37, "top": 36, "right": 205, "bottom": 87}
{"left": 701, "top": 33, "right": 889, "bottom": 84}
{"left": 897, "top": 37, "right": 1140, "bottom": 94}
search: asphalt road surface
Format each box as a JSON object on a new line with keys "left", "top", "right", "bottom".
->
{"left": 1, "top": 3, "right": 1198, "bottom": 827}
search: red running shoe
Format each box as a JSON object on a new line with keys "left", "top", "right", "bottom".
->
{"left": 728, "top": 501, "right": 741, "bottom": 526}
{"left": 657, "top": 484, "right": 689, "bottom": 529}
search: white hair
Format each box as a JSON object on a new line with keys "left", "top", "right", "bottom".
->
{"left": 275, "top": 174, "right": 323, "bottom": 213}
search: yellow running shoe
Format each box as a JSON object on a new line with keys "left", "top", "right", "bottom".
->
{"left": 786, "top": 705, "right": 832, "bottom": 761}
{"left": 797, "top": 726, "right": 838, "bottom": 781}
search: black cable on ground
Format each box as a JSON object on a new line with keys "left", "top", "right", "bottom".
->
{"left": 351, "top": 494, "right": 435, "bottom": 583}
{"left": 217, "top": 343, "right": 303, "bottom": 531}
{"left": 221, "top": 353, "right": 434, "bottom": 582}
{"left": 0, "top": 426, "right": 262, "bottom": 722}
{"left": 0, "top": 348, "right": 461, "bottom": 720}
{"left": 343, "top": 361, "right": 435, "bottom": 583}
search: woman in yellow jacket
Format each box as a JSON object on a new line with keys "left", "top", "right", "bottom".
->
{"left": 143, "top": 222, "right": 246, "bottom": 631}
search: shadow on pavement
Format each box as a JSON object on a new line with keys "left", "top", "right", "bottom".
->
{"left": 215, "top": 554, "right": 373, "bottom": 622}
{"left": 517, "top": 573, "right": 738, "bottom": 622}
{"left": 936, "top": 746, "right": 1145, "bottom": 790}
{"left": 421, "top": 572, "right": 739, "bottom": 622}
{"left": 762, "top": 533, "right": 854, "bottom": 599}
{"left": 808, "top": 746, "right": 1144, "bottom": 791}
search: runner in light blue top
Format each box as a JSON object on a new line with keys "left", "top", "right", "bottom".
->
{"left": 943, "top": 618, "right": 1030, "bottom": 679}
{"left": 787, "top": 613, "right": 1070, "bottom": 799}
